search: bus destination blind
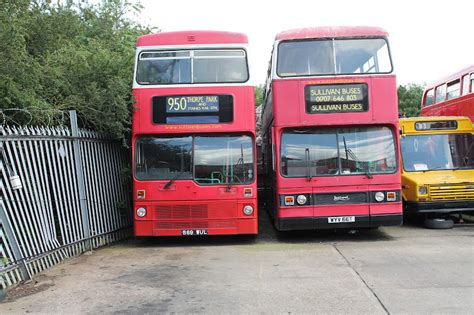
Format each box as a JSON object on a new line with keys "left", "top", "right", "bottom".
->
{"left": 166, "top": 95, "right": 219, "bottom": 113}
{"left": 305, "top": 83, "right": 368, "bottom": 114}
{"left": 152, "top": 94, "right": 233, "bottom": 124}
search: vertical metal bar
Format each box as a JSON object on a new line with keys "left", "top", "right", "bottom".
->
{"left": 45, "top": 128, "right": 69, "bottom": 248}
{"left": 0, "top": 200, "right": 31, "bottom": 281}
{"left": 81, "top": 137, "right": 97, "bottom": 248}
{"left": 69, "top": 111, "right": 92, "bottom": 251}
{"left": 108, "top": 142, "right": 122, "bottom": 229}
{"left": 91, "top": 136, "right": 107, "bottom": 245}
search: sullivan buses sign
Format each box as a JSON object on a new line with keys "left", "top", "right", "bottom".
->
{"left": 305, "top": 83, "right": 368, "bottom": 114}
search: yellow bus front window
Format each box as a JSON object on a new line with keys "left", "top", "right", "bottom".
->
{"left": 401, "top": 133, "right": 474, "bottom": 172}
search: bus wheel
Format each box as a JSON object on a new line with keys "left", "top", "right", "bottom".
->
{"left": 423, "top": 217, "right": 454, "bottom": 229}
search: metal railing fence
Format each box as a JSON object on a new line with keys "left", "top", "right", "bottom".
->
{"left": 0, "top": 111, "right": 131, "bottom": 288}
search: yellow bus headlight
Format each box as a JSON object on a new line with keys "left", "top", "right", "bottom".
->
{"left": 418, "top": 186, "right": 428, "bottom": 195}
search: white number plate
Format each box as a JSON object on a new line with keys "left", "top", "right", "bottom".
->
{"left": 181, "top": 229, "right": 208, "bottom": 236}
{"left": 328, "top": 216, "right": 355, "bottom": 223}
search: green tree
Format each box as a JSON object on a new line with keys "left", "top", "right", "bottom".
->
{"left": 0, "top": 0, "right": 153, "bottom": 139}
{"left": 398, "top": 83, "right": 424, "bottom": 117}
{"left": 254, "top": 84, "right": 264, "bottom": 107}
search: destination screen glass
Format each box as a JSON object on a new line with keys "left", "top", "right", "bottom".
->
{"left": 305, "top": 83, "right": 368, "bottom": 114}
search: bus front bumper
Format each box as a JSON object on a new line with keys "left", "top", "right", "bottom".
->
{"left": 135, "top": 218, "right": 258, "bottom": 237}
{"left": 406, "top": 200, "right": 474, "bottom": 214}
{"left": 277, "top": 214, "right": 402, "bottom": 231}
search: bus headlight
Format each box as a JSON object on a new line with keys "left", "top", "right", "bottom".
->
{"left": 243, "top": 205, "right": 254, "bottom": 216}
{"left": 296, "top": 195, "right": 307, "bottom": 205}
{"left": 418, "top": 186, "right": 428, "bottom": 195}
{"left": 136, "top": 207, "right": 147, "bottom": 218}
{"left": 374, "top": 192, "right": 385, "bottom": 202}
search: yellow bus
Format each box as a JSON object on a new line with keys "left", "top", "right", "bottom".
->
{"left": 400, "top": 116, "right": 474, "bottom": 229}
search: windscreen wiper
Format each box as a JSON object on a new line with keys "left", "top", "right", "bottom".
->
{"left": 305, "top": 148, "right": 312, "bottom": 181}
{"left": 164, "top": 172, "right": 181, "bottom": 189}
{"left": 237, "top": 144, "right": 245, "bottom": 181}
{"left": 365, "top": 166, "right": 373, "bottom": 179}
{"left": 343, "top": 136, "right": 372, "bottom": 179}
{"left": 226, "top": 144, "right": 246, "bottom": 192}
{"left": 463, "top": 143, "right": 473, "bottom": 166}
{"left": 225, "top": 171, "right": 233, "bottom": 192}
{"left": 164, "top": 146, "right": 187, "bottom": 189}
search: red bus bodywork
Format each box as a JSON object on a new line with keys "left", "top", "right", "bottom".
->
{"left": 261, "top": 27, "right": 402, "bottom": 230}
{"left": 132, "top": 31, "right": 257, "bottom": 236}
{"left": 420, "top": 65, "right": 474, "bottom": 122}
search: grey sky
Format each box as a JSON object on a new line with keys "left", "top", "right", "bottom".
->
{"left": 140, "top": 0, "right": 472, "bottom": 86}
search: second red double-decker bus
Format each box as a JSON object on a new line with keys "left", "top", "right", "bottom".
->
{"left": 132, "top": 31, "right": 257, "bottom": 236}
{"left": 261, "top": 27, "right": 402, "bottom": 231}
{"left": 420, "top": 65, "right": 474, "bottom": 123}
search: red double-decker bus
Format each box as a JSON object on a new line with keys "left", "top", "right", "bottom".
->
{"left": 132, "top": 31, "right": 257, "bottom": 237}
{"left": 420, "top": 65, "right": 474, "bottom": 122}
{"left": 261, "top": 27, "right": 402, "bottom": 231}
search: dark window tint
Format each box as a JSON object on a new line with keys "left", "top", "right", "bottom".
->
{"left": 134, "top": 135, "right": 255, "bottom": 185}
{"left": 278, "top": 40, "right": 334, "bottom": 76}
{"left": 447, "top": 80, "right": 460, "bottom": 100}
{"left": 338, "top": 127, "right": 396, "bottom": 175}
{"left": 462, "top": 75, "right": 470, "bottom": 95}
{"left": 137, "top": 51, "right": 191, "bottom": 84}
{"left": 424, "top": 89, "right": 434, "bottom": 106}
{"left": 281, "top": 127, "right": 396, "bottom": 177}
{"left": 435, "top": 85, "right": 446, "bottom": 103}
{"left": 277, "top": 38, "right": 392, "bottom": 77}
{"left": 135, "top": 136, "right": 192, "bottom": 180}
{"left": 194, "top": 135, "right": 254, "bottom": 184}
{"left": 281, "top": 131, "right": 338, "bottom": 176}
{"left": 194, "top": 57, "right": 248, "bottom": 83}
{"left": 136, "top": 49, "right": 248, "bottom": 85}
{"left": 401, "top": 133, "right": 474, "bottom": 171}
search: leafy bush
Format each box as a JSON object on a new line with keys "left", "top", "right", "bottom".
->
{"left": 0, "top": 0, "right": 153, "bottom": 139}
{"left": 398, "top": 83, "right": 425, "bottom": 117}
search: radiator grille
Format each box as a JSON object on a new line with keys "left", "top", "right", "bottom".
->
{"left": 429, "top": 183, "right": 474, "bottom": 200}
{"left": 154, "top": 220, "right": 236, "bottom": 230}
{"left": 154, "top": 204, "right": 208, "bottom": 219}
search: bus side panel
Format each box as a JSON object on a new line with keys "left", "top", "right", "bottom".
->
{"left": 421, "top": 93, "right": 474, "bottom": 123}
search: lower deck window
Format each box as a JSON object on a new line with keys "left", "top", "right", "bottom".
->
{"left": 280, "top": 126, "right": 397, "bottom": 177}
{"left": 135, "top": 134, "right": 254, "bottom": 185}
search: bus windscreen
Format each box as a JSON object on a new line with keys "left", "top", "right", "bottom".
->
{"left": 277, "top": 38, "right": 392, "bottom": 77}
{"left": 401, "top": 133, "right": 474, "bottom": 172}
{"left": 135, "top": 135, "right": 255, "bottom": 185}
{"left": 281, "top": 126, "right": 397, "bottom": 177}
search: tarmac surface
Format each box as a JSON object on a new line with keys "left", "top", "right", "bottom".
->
{"left": 1, "top": 212, "right": 473, "bottom": 314}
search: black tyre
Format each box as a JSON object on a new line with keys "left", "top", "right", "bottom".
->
{"left": 423, "top": 218, "right": 454, "bottom": 229}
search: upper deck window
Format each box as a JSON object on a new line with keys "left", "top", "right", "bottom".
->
{"left": 424, "top": 89, "right": 434, "bottom": 106}
{"left": 277, "top": 38, "right": 392, "bottom": 77}
{"left": 462, "top": 74, "right": 470, "bottom": 95}
{"left": 447, "top": 80, "right": 460, "bottom": 100}
{"left": 471, "top": 73, "right": 474, "bottom": 92}
{"left": 136, "top": 49, "right": 248, "bottom": 85}
{"left": 435, "top": 85, "right": 446, "bottom": 103}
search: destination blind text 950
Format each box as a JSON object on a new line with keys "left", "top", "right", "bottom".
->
{"left": 305, "top": 83, "right": 368, "bottom": 114}
{"left": 166, "top": 95, "right": 219, "bottom": 113}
